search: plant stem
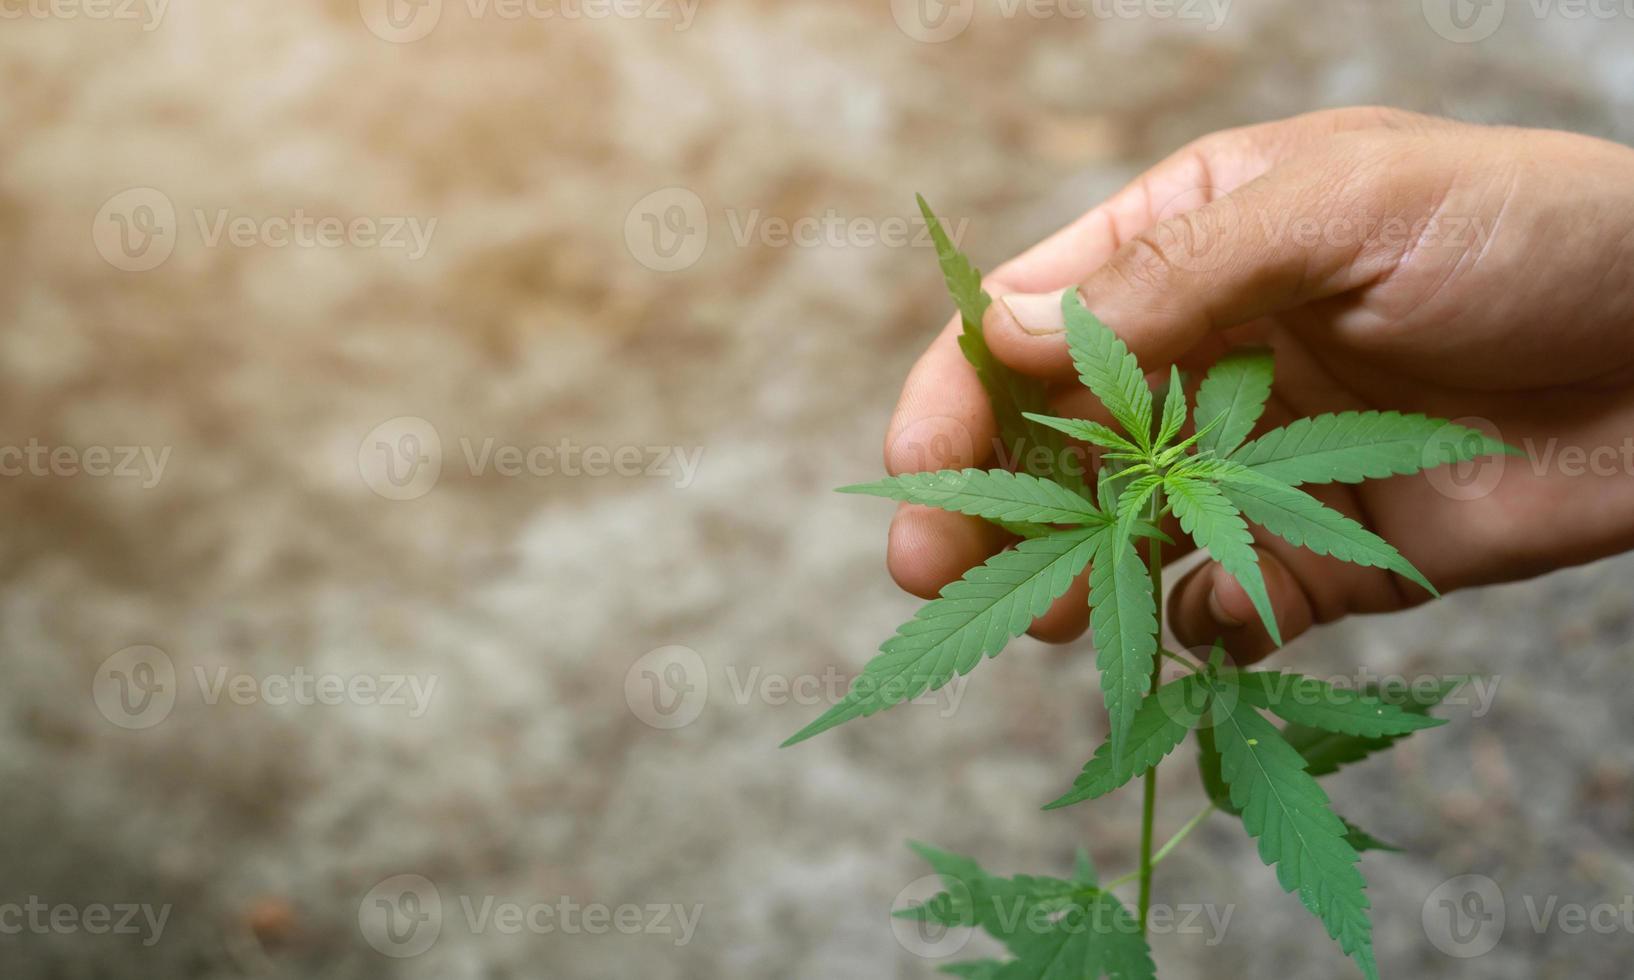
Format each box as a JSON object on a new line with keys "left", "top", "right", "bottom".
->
{"left": 1136, "top": 498, "right": 1165, "bottom": 935}
{"left": 1103, "top": 803, "right": 1215, "bottom": 891}
{"left": 1150, "top": 803, "right": 1214, "bottom": 865}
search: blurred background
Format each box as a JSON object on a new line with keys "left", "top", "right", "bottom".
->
{"left": 3, "top": 0, "right": 1634, "bottom": 976}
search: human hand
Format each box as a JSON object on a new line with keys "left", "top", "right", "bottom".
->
{"left": 887, "top": 107, "right": 1634, "bottom": 661}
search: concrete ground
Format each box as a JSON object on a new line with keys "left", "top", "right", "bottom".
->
{"left": 1, "top": 0, "right": 1632, "bottom": 976}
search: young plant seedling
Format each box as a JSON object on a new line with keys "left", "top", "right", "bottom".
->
{"left": 783, "top": 197, "right": 1519, "bottom": 978}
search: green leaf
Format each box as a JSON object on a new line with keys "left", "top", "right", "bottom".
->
{"left": 995, "top": 893, "right": 1154, "bottom": 980}
{"left": 919, "top": 196, "right": 1088, "bottom": 495}
{"left": 1072, "top": 848, "right": 1098, "bottom": 886}
{"left": 1194, "top": 347, "right": 1274, "bottom": 457}
{"left": 1230, "top": 410, "right": 1519, "bottom": 487}
{"left": 902, "top": 845, "right": 1154, "bottom": 980}
{"left": 1089, "top": 527, "right": 1160, "bottom": 759}
{"left": 902, "top": 843, "right": 1080, "bottom": 931}
{"left": 1287, "top": 677, "right": 1467, "bottom": 776}
{"left": 1045, "top": 674, "right": 1210, "bottom": 809}
{"left": 1341, "top": 818, "right": 1402, "bottom": 854}
{"left": 1095, "top": 456, "right": 1142, "bottom": 516}
{"left": 1023, "top": 412, "right": 1140, "bottom": 453}
{"left": 1112, "top": 472, "right": 1163, "bottom": 543}
{"left": 1155, "top": 365, "right": 1188, "bottom": 449}
{"left": 1062, "top": 290, "right": 1153, "bottom": 446}
{"left": 1194, "top": 723, "right": 1240, "bottom": 816}
{"left": 1165, "top": 475, "right": 1282, "bottom": 645}
{"left": 839, "top": 469, "right": 1108, "bottom": 526}
{"left": 1209, "top": 674, "right": 1378, "bottom": 980}
{"left": 941, "top": 962, "right": 1005, "bottom": 980}
{"left": 783, "top": 528, "right": 1099, "bottom": 746}
{"left": 1232, "top": 670, "right": 1447, "bottom": 738}
{"left": 1211, "top": 466, "right": 1436, "bottom": 595}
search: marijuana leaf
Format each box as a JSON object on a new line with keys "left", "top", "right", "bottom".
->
{"left": 1232, "top": 670, "right": 1447, "bottom": 738}
{"left": 1045, "top": 674, "right": 1211, "bottom": 809}
{"left": 840, "top": 469, "right": 1109, "bottom": 526}
{"left": 1340, "top": 818, "right": 1402, "bottom": 854}
{"left": 1024, "top": 412, "right": 1141, "bottom": 454}
{"left": 1091, "top": 526, "right": 1161, "bottom": 757}
{"left": 1194, "top": 722, "right": 1239, "bottom": 817}
{"left": 919, "top": 197, "right": 1088, "bottom": 495}
{"left": 1209, "top": 672, "right": 1377, "bottom": 980}
{"left": 1192, "top": 347, "right": 1274, "bottom": 457}
{"left": 1154, "top": 365, "right": 1189, "bottom": 449}
{"left": 904, "top": 844, "right": 1155, "bottom": 980}
{"left": 1231, "top": 410, "right": 1518, "bottom": 487}
{"left": 783, "top": 528, "right": 1099, "bottom": 746}
{"left": 1285, "top": 677, "right": 1467, "bottom": 776}
{"left": 995, "top": 893, "right": 1154, "bottom": 980}
{"left": 1165, "top": 475, "right": 1282, "bottom": 644}
{"left": 1063, "top": 291, "right": 1154, "bottom": 447}
{"left": 1211, "top": 465, "right": 1436, "bottom": 594}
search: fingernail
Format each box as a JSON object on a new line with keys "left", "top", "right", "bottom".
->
{"left": 998, "top": 291, "right": 1068, "bottom": 336}
{"left": 1206, "top": 569, "right": 1245, "bottom": 628}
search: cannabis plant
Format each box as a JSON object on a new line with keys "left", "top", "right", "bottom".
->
{"left": 783, "top": 197, "right": 1517, "bottom": 978}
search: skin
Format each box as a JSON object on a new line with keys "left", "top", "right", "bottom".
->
{"left": 884, "top": 107, "right": 1634, "bottom": 663}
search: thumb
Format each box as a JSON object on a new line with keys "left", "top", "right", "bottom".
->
{"left": 983, "top": 158, "right": 1397, "bottom": 378}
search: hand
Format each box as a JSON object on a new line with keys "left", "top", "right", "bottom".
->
{"left": 886, "top": 107, "right": 1634, "bottom": 662}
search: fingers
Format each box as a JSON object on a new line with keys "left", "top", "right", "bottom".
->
{"left": 1026, "top": 567, "right": 1091, "bottom": 644}
{"left": 986, "top": 159, "right": 1395, "bottom": 386}
{"left": 981, "top": 109, "right": 1430, "bottom": 383}
{"left": 884, "top": 322, "right": 996, "bottom": 476}
{"left": 887, "top": 503, "right": 1007, "bottom": 599}
{"left": 982, "top": 142, "right": 1260, "bottom": 380}
{"left": 1166, "top": 483, "right": 1425, "bottom": 664}
{"left": 1168, "top": 546, "right": 1315, "bottom": 666}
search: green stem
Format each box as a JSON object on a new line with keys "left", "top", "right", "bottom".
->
{"left": 1137, "top": 496, "right": 1165, "bottom": 935}
{"left": 1151, "top": 803, "right": 1214, "bottom": 865}
{"left": 1103, "top": 804, "right": 1215, "bottom": 892}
